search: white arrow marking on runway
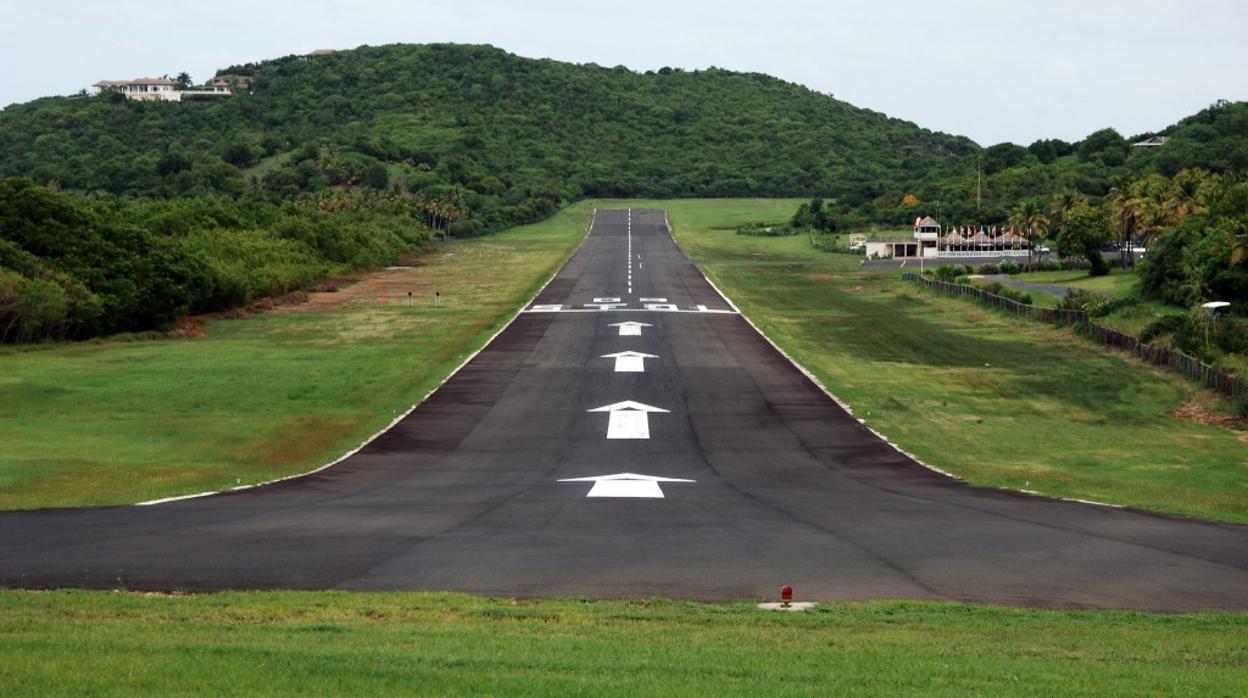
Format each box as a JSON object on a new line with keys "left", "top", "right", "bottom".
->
{"left": 558, "top": 472, "right": 695, "bottom": 498}
{"left": 609, "top": 321, "right": 651, "bottom": 336}
{"left": 587, "top": 400, "right": 669, "bottom": 439}
{"left": 602, "top": 350, "right": 658, "bottom": 373}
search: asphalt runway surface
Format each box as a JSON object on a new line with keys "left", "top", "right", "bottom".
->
{"left": 2, "top": 208, "right": 1247, "bottom": 611}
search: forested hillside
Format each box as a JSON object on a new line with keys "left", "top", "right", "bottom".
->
{"left": 1, "top": 42, "right": 1245, "bottom": 342}
{"left": 857, "top": 100, "right": 1248, "bottom": 226}
{"left": 0, "top": 43, "right": 974, "bottom": 230}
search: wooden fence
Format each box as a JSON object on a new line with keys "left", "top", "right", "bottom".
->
{"left": 902, "top": 273, "right": 1248, "bottom": 399}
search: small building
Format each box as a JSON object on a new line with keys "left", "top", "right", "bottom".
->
{"left": 93, "top": 77, "right": 232, "bottom": 102}
{"left": 864, "top": 215, "right": 943, "bottom": 259}
{"left": 913, "top": 216, "right": 941, "bottom": 257}
{"left": 1132, "top": 136, "right": 1170, "bottom": 148}
{"left": 210, "top": 75, "right": 253, "bottom": 93}
{"left": 865, "top": 238, "right": 922, "bottom": 259}
{"left": 93, "top": 77, "right": 179, "bottom": 101}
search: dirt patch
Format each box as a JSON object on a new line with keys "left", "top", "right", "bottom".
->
{"left": 169, "top": 250, "right": 435, "bottom": 329}
{"left": 1170, "top": 397, "right": 1248, "bottom": 430}
{"left": 268, "top": 254, "right": 442, "bottom": 314}
{"left": 167, "top": 317, "right": 205, "bottom": 339}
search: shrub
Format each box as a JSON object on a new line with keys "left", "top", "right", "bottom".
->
{"left": 977, "top": 281, "right": 1032, "bottom": 305}
{"left": 1088, "top": 296, "right": 1140, "bottom": 319}
{"left": 1034, "top": 258, "right": 1062, "bottom": 271}
{"left": 934, "top": 264, "right": 968, "bottom": 282}
{"left": 1060, "top": 258, "right": 1092, "bottom": 271}
{"left": 1139, "top": 314, "right": 1189, "bottom": 344}
{"left": 1231, "top": 392, "right": 1248, "bottom": 418}
{"left": 977, "top": 263, "right": 1000, "bottom": 275}
{"left": 736, "top": 226, "right": 799, "bottom": 237}
{"left": 1088, "top": 250, "right": 1111, "bottom": 276}
{"left": 1057, "top": 289, "right": 1104, "bottom": 313}
{"left": 997, "top": 259, "right": 1023, "bottom": 275}
{"left": 448, "top": 219, "right": 485, "bottom": 238}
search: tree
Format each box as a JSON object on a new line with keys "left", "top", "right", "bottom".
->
{"left": 1009, "top": 200, "right": 1049, "bottom": 263}
{"left": 174, "top": 71, "right": 192, "bottom": 90}
{"left": 1049, "top": 191, "right": 1085, "bottom": 240}
{"left": 1057, "top": 203, "right": 1112, "bottom": 275}
{"left": 982, "top": 143, "right": 1035, "bottom": 174}
{"left": 1107, "top": 186, "right": 1144, "bottom": 268}
{"left": 1077, "top": 128, "right": 1129, "bottom": 165}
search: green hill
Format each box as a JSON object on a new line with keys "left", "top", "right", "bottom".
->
{"left": 858, "top": 100, "right": 1248, "bottom": 226}
{"left": 0, "top": 43, "right": 975, "bottom": 226}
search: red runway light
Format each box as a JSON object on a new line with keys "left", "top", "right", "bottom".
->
{"left": 781, "top": 585, "right": 793, "bottom": 602}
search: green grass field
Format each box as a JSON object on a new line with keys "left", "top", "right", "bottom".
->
{"left": 0, "top": 205, "right": 589, "bottom": 509}
{"left": 1007, "top": 268, "right": 1141, "bottom": 299}
{"left": 590, "top": 199, "right": 1247, "bottom": 523}
{"left": 2, "top": 590, "right": 1245, "bottom": 696}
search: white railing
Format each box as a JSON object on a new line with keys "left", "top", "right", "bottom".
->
{"left": 934, "top": 250, "right": 1031, "bottom": 258}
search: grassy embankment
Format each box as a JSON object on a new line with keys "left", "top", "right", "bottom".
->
{"left": 1, "top": 590, "right": 1245, "bottom": 696}
{"left": 0, "top": 205, "right": 589, "bottom": 509}
{"left": 597, "top": 199, "right": 1246, "bottom": 523}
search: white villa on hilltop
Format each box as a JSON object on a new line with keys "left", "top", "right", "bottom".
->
{"left": 92, "top": 78, "right": 231, "bottom": 102}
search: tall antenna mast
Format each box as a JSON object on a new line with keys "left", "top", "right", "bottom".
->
{"left": 976, "top": 154, "right": 982, "bottom": 213}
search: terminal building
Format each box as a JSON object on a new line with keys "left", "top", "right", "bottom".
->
{"left": 864, "top": 216, "right": 942, "bottom": 259}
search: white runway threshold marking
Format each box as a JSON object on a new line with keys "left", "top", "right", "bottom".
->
{"left": 526, "top": 305, "right": 735, "bottom": 315}
{"left": 602, "top": 351, "right": 657, "bottom": 372}
{"left": 587, "top": 400, "right": 669, "bottom": 439}
{"left": 559, "top": 472, "right": 695, "bottom": 498}
{"left": 609, "top": 321, "right": 651, "bottom": 336}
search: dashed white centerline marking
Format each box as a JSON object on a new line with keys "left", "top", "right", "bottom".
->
{"left": 627, "top": 208, "right": 633, "bottom": 295}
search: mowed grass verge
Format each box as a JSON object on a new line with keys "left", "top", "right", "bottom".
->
{"left": 594, "top": 199, "right": 1248, "bottom": 523}
{"left": 1, "top": 590, "right": 1245, "bottom": 696}
{"left": 0, "top": 206, "right": 590, "bottom": 509}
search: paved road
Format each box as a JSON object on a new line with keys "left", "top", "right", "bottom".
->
{"left": 2, "top": 209, "right": 1247, "bottom": 611}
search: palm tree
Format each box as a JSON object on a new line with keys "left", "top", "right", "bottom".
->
{"left": 1229, "top": 217, "right": 1248, "bottom": 268}
{"left": 1048, "top": 191, "right": 1084, "bottom": 255}
{"left": 1009, "top": 201, "right": 1050, "bottom": 264}
{"left": 1107, "top": 186, "right": 1144, "bottom": 268}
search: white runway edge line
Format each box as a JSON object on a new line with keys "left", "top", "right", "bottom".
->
{"left": 136, "top": 209, "right": 600, "bottom": 506}
{"left": 660, "top": 214, "right": 1125, "bottom": 510}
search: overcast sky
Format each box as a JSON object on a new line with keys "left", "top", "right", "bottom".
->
{"left": 3, "top": 0, "right": 1245, "bottom": 145}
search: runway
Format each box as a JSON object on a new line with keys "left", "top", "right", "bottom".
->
{"left": 2, "top": 208, "right": 1247, "bottom": 611}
